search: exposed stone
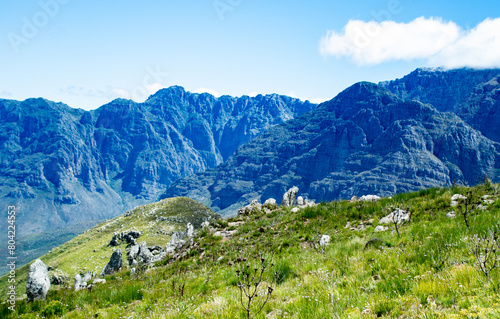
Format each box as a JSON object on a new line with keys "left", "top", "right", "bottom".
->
{"left": 350, "top": 196, "right": 358, "bottom": 202}
{"left": 446, "top": 211, "right": 456, "bottom": 219}
{"left": 281, "top": 187, "right": 299, "bottom": 207}
{"left": 378, "top": 209, "right": 411, "bottom": 225}
{"left": 185, "top": 223, "right": 194, "bottom": 238}
{"left": 263, "top": 198, "right": 277, "bottom": 208}
{"left": 359, "top": 195, "right": 381, "bottom": 202}
{"left": 364, "top": 237, "right": 385, "bottom": 249}
{"left": 74, "top": 274, "right": 85, "bottom": 291}
{"left": 296, "top": 196, "right": 304, "bottom": 206}
{"left": 50, "top": 274, "right": 65, "bottom": 286}
{"left": 374, "top": 225, "right": 388, "bottom": 232}
{"left": 26, "top": 259, "right": 50, "bottom": 302}
{"left": 238, "top": 199, "right": 263, "bottom": 215}
{"left": 101, "top": 249, "right": 123, "bottom": 277}
{"left": 319, "top": 235, "right": 330, "bottom": 247}
{"left": 93, "top": 278, "right": 106, "bottom": 285}
{"left": 201, "top": 221, "right": 210, "bottom": 229}
{"left": 291, "top": 207, "right": 300, "bottom": 213}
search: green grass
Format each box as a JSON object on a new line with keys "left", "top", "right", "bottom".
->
{"left": 1, "top": 185, "right": 500, "bottom": 318}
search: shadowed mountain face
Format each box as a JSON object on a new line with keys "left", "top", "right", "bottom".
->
{"left": 0, "top": 87, "right": 316, "bottom": 239}
{"left": 380, "top": 68, "right": 500, "bottom": 143}
{"left": 162, "top": 81, "right": 500, "bottom": 216}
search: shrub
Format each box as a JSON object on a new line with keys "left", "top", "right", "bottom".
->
{"left": 41, "top": 300, "right": 66, "bottom": 318}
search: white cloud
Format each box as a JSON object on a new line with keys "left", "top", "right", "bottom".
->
{"left": 320, "top": 17, "right": 500, "bottom": 68}
{"left": 194, "top": 87, "right": 221, "bottom": 97}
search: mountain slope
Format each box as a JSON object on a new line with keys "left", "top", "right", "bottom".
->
{"left": 0, "top": 196, "right": 219, "bottom": 300}
{"left": 162, "top": 82, "right": 500, "bottom": 216}
{"left": 380, "top": 68, "right": 500, "bottom": 142}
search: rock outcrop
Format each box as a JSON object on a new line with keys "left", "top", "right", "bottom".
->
{"left": 26, "top": 259, "right": 50, "bottom": 302}
{"left": 101, "top": 250, "right": 123, "bottom": 277}
{"left": 281, "top": 187, "right": 299, "bottom": 207}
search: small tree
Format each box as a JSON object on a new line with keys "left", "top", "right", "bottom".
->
{"left": 234, "top": 254, "right": 275, "bottom": 319}
{"left": 469, "top": 232, "right": 500, "bottom": 281}
{"left": 390, "top": 207, "right": 412, "bottom": 238}
{"left": 456, "top": 191, "right": 480, "bottom": 229}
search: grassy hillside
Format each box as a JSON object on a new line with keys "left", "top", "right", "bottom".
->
{"left": 2, "top": 184, "right": 500, "bottom": 318}
{"left": 0, "top": 197, "right": 218, "bottom": 301}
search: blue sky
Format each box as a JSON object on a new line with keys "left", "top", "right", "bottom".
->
{"left": 1, "top": 0, "right": 499, "bottom": 110}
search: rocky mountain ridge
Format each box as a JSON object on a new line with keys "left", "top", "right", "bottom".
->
{"left": 0, "top": 88, "right": 315, "bottom": 274}
{"left": 163, "top": 80, "right": 500, "bottom": 216}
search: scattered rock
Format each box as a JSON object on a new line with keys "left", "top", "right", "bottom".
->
{"left": 350, "top": 196, "right": 358, "bottom": 202}
{"left": 74, "top": 274, "right": 85, "bottom": 291}
{"left": 374, "top": 225, "right": 388, "bottom": 232}
{"left": 296, "top": 196, "right": 304, "bottom": 206}
{"left": 291, "top": 207, "right": 300, "bottom": 213}
{"left": 319, "top": 235, "right": 330, "bottom": 247}
{"left": 101, "top": 249, "right": 123, "bottom": 277}
{"left": 344, "top": 221, "right": 351, "bottom": 229}
{"left": 26, "top": 259, "right": 50, "bottom": 302}
{"left": 109, "top": 230, "right": 141, "bottom": 246}
{"left": 450, "top": 194, "right": 467, "bottom": 207}
{"left": 364, "top": 237, "right": 385, "bottom": 249}
{"left": 281, "top": 186, "right": 299, "bottom": 207}
{"left": 378, "top": 209, "right": 411, "bottom": 225}
{"left": 185, "top": 223, "right": 194, "bottom": 238}
{"left": 446, "top": 211, "right": 456, "bottom": 219}
{"left": 238, "top": 199, "right": 263, "bottom": 215}
{"left": 263, "top": 198, "right": 277, "bottom": 208}
{"left": 359, "top": 195, "right": 381, "bottom": 202}
{"left": 201, "top": 221, "right": 210, "bottom": 229}
{"left": 50, "top": 274, "right": 65, "bottom": 286}
{"left": 93, "top": 278, "right": 106, "bottom": 285}
{"left": 82, "top": 271, "right": 95, "bottom": 284}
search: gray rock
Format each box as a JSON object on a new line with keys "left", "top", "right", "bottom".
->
{"left": 137, "top": 242, "right": 155, "bottom": 265}
{"left": 446, "top": 211, "right": 456, "bottom": 219}
{"left": 165, "top": 232, "right": 186, "bottom": 255}
{"left": 101, "top": 249, "right": 123, "bottom": 277}
{"left": 201, "top": 221, "right": 210, "bottom": 229}
{"left": 319, "top": 235, "right": 330, "bottom": 247}
{"left": 26, "top": 259, "right": 50, "bottom": 302}
{"left": 185, "top": 223, "right": 194, "bottom": 238}
{"left": 50, "top": 274, "right": 65, "bottom": 286}
{"left": 281, "top": 187, "right": 299, "bottom": 207}
{"left": 359, "top": 195, "right": 381, "bottom": 202}
{"left": 374, "top": 225, "right": 388, "bottom": 232}
{"left": 237, "top": 199, "right": 262, "bottom": 215}
{"left": 296, "top": 196, "right": 304, "bottom": 206}
{"left": 378, "top": 209, "right": 411, "bottom": 225}
{"left": 128, "top": 244, "right": 140, "bottom": 266}
{"left": 93, "top": 278, "right": 106, "bottom": 285}
{"left": 82, "top": 271, "right": 95, "bottom": 284}
{"left": 263, "top": 198, "right": 277, "bottom": 208}
{"left": 291, "top": 207, "right": 300, "bottom": 213}
{"left": 74, "top": 274, "right": 85, "bottom": 291}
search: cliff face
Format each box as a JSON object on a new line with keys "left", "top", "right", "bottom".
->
{"left": 162, "top": 82, "right": 500, "bottom": 216}
{"left": 0, "top": 87, "right": 315, "bottom": 238}
{"left": 380, "top": 68, "right": 500, "bottom": 142}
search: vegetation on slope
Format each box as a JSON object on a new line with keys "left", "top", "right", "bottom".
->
{"left": 2, "top": 183, "right": 500, "bottom": 318}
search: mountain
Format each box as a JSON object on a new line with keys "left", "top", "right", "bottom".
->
{"left": 0, "top": 88, "right": 315, "bottom": 273}
{"left": 380, "top": 68, "right": 500, "bottom": 142}
{"left": 162, "top": 81, "right": 500, "bottom": 216}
